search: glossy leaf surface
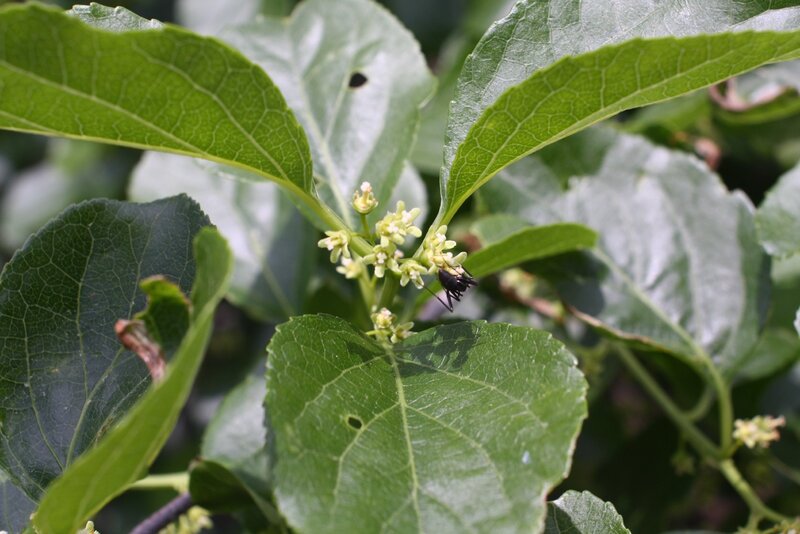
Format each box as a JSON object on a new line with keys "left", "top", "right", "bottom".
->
{"left": 266, "top": 315, "right": 586, "bottom": 533}
{"left": 33, "top": 228, "right": 233, "bottom": 533}
{"left": 480, "top": 128, "right": 769, "bottom": 376}
{"left": 544, "top": 490, "right": 630, "bottom": 534}
{"left": 220, "top": 0, "right": 435, "bottom": 226}
{"left": 440, "top": 0, "right": 800, "bottom": 221}
{"left": 129, "top": 152, "right": 316, "bottom": 322}
{"left": 0, "top": 4, "right": 314, "bottom": 200}
{"left": 0, "top": 196, "right": 209, "bottom": 500}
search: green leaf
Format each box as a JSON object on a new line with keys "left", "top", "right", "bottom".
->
{"left": 0, "top": 468, "right": 35, "bottom": 534}
{"left": 469, "top": 216, "right": 597, "bottom": 277}
{"left": 756, "top": 159, "right": 800, "bottom": 257}
{"left": 0, "top": 195, "right": 209, "bottom": 500}
{"left": 219, "top": 0, "right": 435, "bottom": 225}
{"left": 0, "top": 4, "right": 316, "bottom": 203}
{"left": 266, "top": 315, "right": 587, "bottom": 533}
{"left": 411, "top": 0, "right": 518, "bottom": 174}
{"left": 129, "top": 151, "right": 316, "bottom": 322}
{"left": 736, "top": 328, "right": 800, "bottom": 381}
{"left": 544, "top": 490, "right": 630, "bottom": 534}
{"left": 190, "top": 373, "right": 274, "bottom": 518}
{"left": 440, "top": 0, "right": 800, "bottom": 222}
{"left": 480, "top": 127, "right": 769, "bottom": 376}
{"left": 33, "top": 228, "right": 233, "bottom": 534}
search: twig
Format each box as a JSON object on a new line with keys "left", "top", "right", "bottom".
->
{"left": 130, "top": 492, "right": 193, "bottom": 534}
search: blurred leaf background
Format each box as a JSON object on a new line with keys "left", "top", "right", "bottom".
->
{"left": 0, "top": 0, "right": 799, "bottom": 532}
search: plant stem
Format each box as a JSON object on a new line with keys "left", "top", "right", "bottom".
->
{"left": 684, "top": 385, "right": 713, "bottom": 422}
{"left": 378, "top": 273, "right": 400, "bottom": 309}
{"left": 701, "top": 358, "right": 733, "bottom": 453}
{"left": 360, "top": 213, "right": 372, "bottom": 241}
{"left": 615, "top": 345, "right": 720, "bottom": 460}
{"left": 718, "top": 460, "right": 790, "bottom": 523}
{"left": 617, "top": 345, "right": 791, "bottom": 524}
{"left": 130, "top": 492, "right": 193, "bottom": 534}
{"left": 357, "top": 270, "right": 375, "bottom": 311}
{"left": 128, "top": 472, "right": 189, "bottom": 493}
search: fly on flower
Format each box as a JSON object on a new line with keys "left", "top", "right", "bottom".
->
{"left": 429, "top": 266, "right": 477, "bottom": 312}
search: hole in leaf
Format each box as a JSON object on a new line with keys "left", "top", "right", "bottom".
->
{"left": 348, "top": 72, "right": 368, "bottom": 88}
{"left": 346, "top": 415, "right": 363, "bottom": 429}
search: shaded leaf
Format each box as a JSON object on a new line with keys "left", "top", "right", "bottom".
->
{"left": 191, "top": 373, "right": 277, "bottom": 522}
{"left": 33, "top": 228, "right": 233, "bottom": 533}
{"left": 736, "top": 328, "right": 800, "bottom": 381}
{"left": 480, "top": 127, "right": 769, "bottom": 376}
{"left": 440, "top": 0, "right": 800, "bottom": 221}
{"left": 756, "top": 159, "right": 800, "bottom": 257}
{"left": 0, "top": 4, "right": 316, "bottom": 202}
{"left": 266, "top": 315, "right": 587, "bottom": 533}
{"left": 220, "top": 0, "right": 435, "bottom": 226}
{"left": 129, "top": 151, "right": 316, "bottom": 322}
{"left": 0, "top": 468, "right": 35, "bottom": 534}
{"left": 0, "top": 196, "right": 209, "bottom": 500}
{"left": 544, "top": 490, "right": 630, "bottom": 534}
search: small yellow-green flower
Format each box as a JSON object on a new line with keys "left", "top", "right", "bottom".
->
{"left": 318, "top": 230, "right": 351, "bottom": 263}
{"left": 376, "top": 201, "right": 422, "bottom": 247}
{"left": 362, "top": 244, "right": 400, "bottom": 278}
{"left": 421, "top": 224, "right": 466, "bottom": 271}
{"left": 368, "top": 307, "right": 414, "bottom": 343}
{"left": 733, "top": 415, "right": 785, "bottom": 449}
{"left": 398, "top": 260, "right": 428, "bottom": 289}
{"left": 352, "top": 181, "right": 378, "bottom": 214}
{"left": 336, "top": 257, "right": 364, "bottom": 279}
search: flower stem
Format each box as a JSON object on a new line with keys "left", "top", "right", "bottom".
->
{"left": 718, "top": 460, "right": 790, "bottom": 523}
{"left": 616, "top": 345, "right": 790, "bottom": 524}
{"left": 128, "top": 472, "right": 188, "bottom": 493}
{"left": 615, "top": 345, "right": 719, "bottom": 460}
{"left": 378, "top": 273, "right": 400, "bottom": 309}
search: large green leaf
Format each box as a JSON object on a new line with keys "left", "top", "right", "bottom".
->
{"left": 756, "top": 159, "right": 800, "bottom": 257}
{"left": 480, "top": 127, "right": 769, "bottom": 376}
{"left": 544, "top": 490, "right": 630, "bottom": 534}
{"left": 0, "top": 4, "right": 316, "bottom": 204}
{"left": 0, "top": 196, "right": 209, "bottom": 500}
{"left": 219, "top": 0, "right": 435, "bottom": 225}
{"left": 266, "top": 315, "right": 587, "bottom": 533}
{"left": 129, "top": 152, "right": 316, "bottom": 322}
{"left": 439, "top": 0, "right": 800, "bottom": 222}
{"left": 33, "top": 228, "right": 233, "bottom": 533}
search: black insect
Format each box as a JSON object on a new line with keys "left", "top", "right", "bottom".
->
{"left": 428, "top": 267, "right": 478, "bottom": 312}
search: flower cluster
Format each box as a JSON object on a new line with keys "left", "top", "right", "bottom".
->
{"left": 316, "top": 183, "right": 474, "bottom": 342}
{"left": 732, "top": 415, "right": 785, "bottom": 449}
{"left": 368, "top": 307, "right": 414, "bottom": 344}
{"left": 362, "top": 200, "right": 425, "bottom": 282}
{"left": 420, "top": 224, "right": 467, "bottom": 273}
